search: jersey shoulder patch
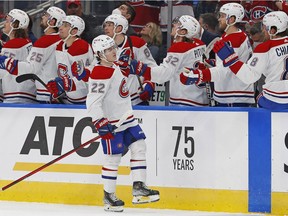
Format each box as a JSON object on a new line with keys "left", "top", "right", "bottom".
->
{"left": 90, "top": 65, "right": 115, "bottom": 80}
{"left": 34, "top": 34, "right": 61, "bottom": 48}
{"left": 4, "top": 38, "right": 31, "bottom": 48}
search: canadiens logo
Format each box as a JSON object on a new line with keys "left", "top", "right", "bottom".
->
{"left": 251, "top": 6, "right": 268, "bottom": 21}
{"left": 58, "top": 63, "right": 68, "bottom": 77}
{"left": 119, "top": 78, "right": 129, "bottom": 98}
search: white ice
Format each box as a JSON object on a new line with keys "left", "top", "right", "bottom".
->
{"left": 0, "top": 201, "right": 265, "bottom": 216}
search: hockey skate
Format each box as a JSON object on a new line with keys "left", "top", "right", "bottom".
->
{"left": 103, "top": 191, "right": 124, "bottom": 212}
{"left": 132, "top": 181, "right": 160, "bottom": 204}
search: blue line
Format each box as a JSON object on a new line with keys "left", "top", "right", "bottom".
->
{"left": 248, "top": 109, "right": 271, "bottom": 213}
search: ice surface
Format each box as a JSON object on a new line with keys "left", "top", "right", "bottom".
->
{"left": 0, "top": 201, "right": 265, "bottom": 216}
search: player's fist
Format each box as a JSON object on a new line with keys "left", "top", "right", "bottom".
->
{"left": 47, "top": 76, "right": 74, "bottom": 99}
{"left": 139, "top": 81, "right": 155, "bottom": 101}
{"left": 130, "top": 59, "right": 148, "bottom": 76}
{"left": 0, "top": 56, "right": 18, "bottom": 75}
{"left": 213, "top": 40, "right": 239, "bottom": 67}
{"left": 71, "top": 60, "right": 90, "bottom": 82}
{"left": 180, "top": 68, "right": 211, "bottom": 85}
{"left": 94, "top": 118, "right": 116, "bottom": 140}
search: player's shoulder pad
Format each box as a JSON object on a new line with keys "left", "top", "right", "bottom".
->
{"left": 4, "top": 38, "right": 31, "bottom": 48}
{"left": 254, "top": 38, "right": 286, "bottom": 53}
{"left": 129, "top": 36, "right": 146, "bottom": 48}
{"left": 168, "top": 41, "right": 203, "bottom": 53}
{"left": 68, "top": 39, "right": 90, "bottom": 56}
{"left": 34, "top": 34, "right": 61, "bottom": 48}
{"left": 90, "top": 65, "right": 115, "bottom": 80}
{"left": 222, "top": 31, "right": 247, "bottom": 48}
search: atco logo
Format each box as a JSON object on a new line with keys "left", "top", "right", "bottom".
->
{"left": 58, "top": 63, "right": 68, "bottom": 77}
{"left": 251, "top": 6, "right": 268, "bottom": 21}
{"left": 119, "top": 78, "right": 129, "bottom": 98}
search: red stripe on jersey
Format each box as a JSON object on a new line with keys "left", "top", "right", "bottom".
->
{"left": 168, "top": 39, "right": 205, "bottom": 53}
{"left": 34, "top": 34, "right": 61, "bottom": 48}
{"left": 3, "top": 38, "right": 31, "bottom": 48}
{"left": 127, "top": 36, "right": 146, "bottom": 48}
{"left": 222, "top": 31, "right": 248, "bottom": 48}
{"left": 67, "top": 39, "right": 90, "bottom": 56}
{"left": 90, "top": 65, "right": 115, "bottom": 80}
{"left": 254, "top": 38, "right": 288, "bottom": 53}
{"left": 56, "top": 39, "right": 90, "bottom": 56}
{"left": 230, "top": 61, "right": 244, "bottom": 74}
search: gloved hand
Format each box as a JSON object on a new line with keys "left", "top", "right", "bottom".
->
{"left": 115, "top": 48, "right": 131, "bottom": 77}
{"left": 213, "top": 40, "right": 239, "bottom": 67}
{"left": 180, "top": 67, "right": 211, "bottom": 85}
{"left": 130, "top": 59, "right": 148, "bottom": 76}
{"left": 203, "top": 58, "right": 216, "bottom": 68}
{"left": 71, "top": 60, "right": 90, "bottom": 82}
{"left": 47, "top": 76, "right": 74, "bottom": 99}
{"left": 0, "top": 55, "right": 18, "bottom": 75}
{"left": 139, "top": 81, "right": 155, "bottom": 101}
{"left": 94, "top": 118, "right": 116, "bottom": 140}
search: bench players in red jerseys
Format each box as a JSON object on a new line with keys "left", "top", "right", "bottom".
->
{"left": 86, "top": 35, "right": 159, "bottom": 212}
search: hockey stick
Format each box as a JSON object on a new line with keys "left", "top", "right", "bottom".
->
{"left": 16, "top": 73, "right": 64, "bottom": 104}
{"left": 202, "top": 37, "right": 220, "bottom": 107}
{"left": 2, "top": 110, "right": 133, "bottom": 191}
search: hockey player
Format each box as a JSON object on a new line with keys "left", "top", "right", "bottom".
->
{"left": 46, "top": 15, "right": 94, "bottom": 104}
{"left": 212, "top": 11, "right": 288, "bottom": 110}
{"left": 119, "top": 15, "right": 209, "bottom": 106}
{"left": 0, "top": 9, "right": 36, "bottom": 103}
{"left": 86, "top": 35, "right": 159, "bottom": 212}
{"left": 103, "top": 13, "right": 157, "bottom": 106}
{"left": 179, "top": 3, "right": 255, "bottom": 107}
{"left": 0, "top": 6, "right": 66, "bottom": 103}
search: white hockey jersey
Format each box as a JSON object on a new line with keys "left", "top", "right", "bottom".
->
{"left": 55, "top": 39, "right": 94, "bottom": 104}
{"left": 210, "top": 30, "right": 255, "bottom": 104}
{"left": 116, "top": 35, "right": 157, "bottom": 105}
{"left": 1, "top": 38, "right": 36, "bottom": 103}
{"left": 86, "top": 64, "right": 137, "bottom": 131}
{"left": 17, "top": 33, "right": 61, "bottom": 102}
{"left": 149, "top": 39, "right": 208, "bottom": 106}
{"left": 232, "top": 36, "right": 288, "bottom": 104}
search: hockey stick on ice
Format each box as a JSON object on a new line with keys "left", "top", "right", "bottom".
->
{"left": 2, "top": 110, "right": 133, "bottom": 191}
{"left": 16, "top": 73, "right": 64, "bottom": 104}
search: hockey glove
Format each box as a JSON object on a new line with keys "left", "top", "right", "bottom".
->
{"left": 203, "top": 58, "right": 216, "bottom": 68}
{"left": 114, "top": 48, "right": 131, "bottom": 77}
{"left": 71, "top": 60, "right": 90, "bottom": 82}
{"left": 180, "top": 68, "right": 211, "bottom": 85}
{"left": 213, "top": 40, "right": 239, "bottom": 67}
{"left": 94, "top": 118, "right": 116, "bottom": 140}
{"left": 47, "top": 76, "right": 75, "bottom": 99}
{"left": 0, "top": 56, "right": 18, "bottom": 75}
{"left": 130, "top": 59, "right": 148, "bottom": 77}
{"left": 139, "top": 81, "right": 155, "bottom": 101}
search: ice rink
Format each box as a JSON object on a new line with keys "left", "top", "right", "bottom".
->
{"left": 0, "top": 201, "right": 266, "bottom": 216}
